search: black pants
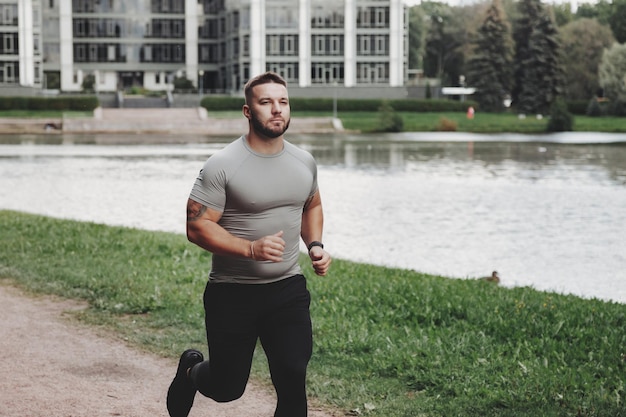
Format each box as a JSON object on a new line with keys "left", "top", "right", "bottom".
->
{"left": 190, "top": 274, "right": 313, "bottom": 417}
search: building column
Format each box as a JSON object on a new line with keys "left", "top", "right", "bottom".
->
{"left": 389, "top": 0, "right": 404, "bottom": 87}
{"left": 59, "top": 1, "right": 77, "bottom": 91}
{"left": 17, "top": 0, "right": 34, "bottom": 86}
{"left": 249, "top": 0, "right": 266, "bottom": 77}
{"left": 185, "top": 0, "right": 199, "bottom": 86}
{"left": 344, "top": 0, "right": 355, "bottom": 87}
{"left": 298, "top": 0, "right": 311, "bottom": 87}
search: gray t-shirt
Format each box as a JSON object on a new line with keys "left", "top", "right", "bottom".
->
{"left": 189, "top": 135, "right": 318, "bottom": 284}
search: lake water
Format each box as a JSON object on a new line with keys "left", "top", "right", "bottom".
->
{"left": 1, "top": 132, "right": 625, "bottom": 304}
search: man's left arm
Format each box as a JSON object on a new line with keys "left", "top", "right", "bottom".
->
{"left": 301, "top": 190, "right": 331, "bottom": 276}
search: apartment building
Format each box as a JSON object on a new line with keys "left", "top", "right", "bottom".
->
{"left": 4, "top": 0, "right": 407, "bottom": 94}
{"left": 0, "top": 0, "right": 42, "bottom": 89}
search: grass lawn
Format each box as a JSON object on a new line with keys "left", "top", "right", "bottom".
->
{"left": 333, "top": 111, "right": 626, "bottom": 134}
{"left": 1, "top": 211, "right": 624, "bottom": 417}
{"left": 2, "top": 109, "right": 625, "bottom": 133}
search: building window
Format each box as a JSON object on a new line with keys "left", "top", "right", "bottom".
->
{"left": 34, "top": 35, "right": 41, "bottom": 54}
{"left": 74, "top": 19, "right": 85, "bottom": 37}
{"left": 357, "top": 35, "right": 370, "bottom": 55}
{"left": 375, "top": 7, "right": 388, "bottom": 27}
{"left": 2, "top": 62, "right": 18, "bottom": 82}
{"left": 375, "top": 35, "right": 388, "bottom": 55}
{"left": 311, "top": 6, "right": 344, "bottom": 28}
{"left": 75, "top": 44, "right": 85, "bottom": 61}
{"left": 173, "top": 20, "right": 184, "bottom": 38}
{"left": 106, "top": 20, "right": 117, "bottom": 37}
{"left": 266, "top": 6, "right": 297, "bottom": 29}
{"left": 357, "top": 62, "right": 389, "bottom": 84}
{"left": 144, "top": 45, "right": 152, "bottom": 62}
{"left": 330, "top": 36, "right": 341, "bottom": 55}
{"left": 266, "top": 62, "right": 298, "bottom": 83}
{"left": 2, "top": 5, "right": 17, "bottom": 25}
{"left": 268, "top": 35, "right": 280, "bottom": 56}
{"left": 357, "top": 6, "right": 389, "bottom": 29}
{"left": 311, "top": 63, "right": 343, "bottom": 84}
{"left": 88, "top": 44, "right": 98, "bottom": 61}
{"left": 242, "top": 35, "right": 249, "bottom": 57}
{"left": 173, "top": 44, "right": 184, "bottom": 62}
{"left": 88, "top": 19, "right": 99, "bottom": 36}
{"left": 312, "top": 35, "right": 342, "bottom": 56}
{"left": 3, "top": 34, "right": 15, "bottom": 53}
{"left": 107, "top": 45, "right": 116, "bottom": 61}
{"left": 284, "top": 35, "right": 296, "bottom": 55}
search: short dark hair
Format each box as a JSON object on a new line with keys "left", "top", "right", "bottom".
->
{"left": 244, "top": 72, "right": 287, "bottom": 104}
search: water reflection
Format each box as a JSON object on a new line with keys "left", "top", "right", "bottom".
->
{"left": 1, "top": 133, "right": 625, "bottom": 303}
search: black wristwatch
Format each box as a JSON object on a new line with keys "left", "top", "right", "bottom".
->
{"left": 307, "top": 241, "right": 324, "bottom": 251}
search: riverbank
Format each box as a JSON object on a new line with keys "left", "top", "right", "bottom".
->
{"left": 3, "top": 108, "right": 626, "bottom": 135}
{"left": 0, "top": 108, "right": 342, "bottom": 135}
{"left": 2, "top": 211, "right": 624, "bottom": 417}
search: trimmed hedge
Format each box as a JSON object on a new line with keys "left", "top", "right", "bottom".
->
{"left": 0, "top": 96, "right": 99, "bottom": 112}
{"left": 201, "top": 95, "right": 479, "bottom": 113}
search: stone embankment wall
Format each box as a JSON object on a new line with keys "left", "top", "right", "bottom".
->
{"left": 0, "top": 108, "right": 343, "bottom": 136}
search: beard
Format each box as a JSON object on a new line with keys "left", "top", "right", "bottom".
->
{"left": 249, "top": 109, "right": 290, "bottom": 139}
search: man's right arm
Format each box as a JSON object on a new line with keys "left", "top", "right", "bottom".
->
{"left": 186, "top": 198, "right": 252, "bottom": 258}
{"left": 186, "top": 198, "right": 285, "bottom": 261}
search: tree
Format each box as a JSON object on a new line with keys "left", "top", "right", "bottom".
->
{"left": 513, "top": 0, "right": 562, "bottom": 114}
{"left": 608, "top": 0, "right": 626, "bottom": 43}
{"left": 377, "top": 102, "right": 404, "bottom": 132}
{"left": 466, "top": 0, "right": 514, "bottom": 112}
{"left": 546, "top": 98, "right": 574, "bottom": 132}
{"left": 549, "top": 2, "right": 574, "bottom": 27}
{"left": 559, "top": 18, "right": 615, "bottom": 100}
{"left": 422, "top": 4, "right": 467, "bottom": 86}
{"left": 408, "top": 7, "right": 426, "bottom": 70}
{"left": 512, "top": 0, "right": 543, "bottom": 106}
{"left": 598, "top": 43, "right": 626, "bottom": 108}
{"left": 576, "top": 0, "right": 612, "bottom": 25}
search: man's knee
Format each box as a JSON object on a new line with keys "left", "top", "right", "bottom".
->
{"left": 200, "top": 384, "right": 246, "bottom": 403}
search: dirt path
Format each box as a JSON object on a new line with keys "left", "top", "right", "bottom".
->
{"left": 0, "top": 283, "right": 338, "bottom": 417}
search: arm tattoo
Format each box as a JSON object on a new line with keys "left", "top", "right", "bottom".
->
{"left": 187, "top": 201, "right": 208, "bottom": 221}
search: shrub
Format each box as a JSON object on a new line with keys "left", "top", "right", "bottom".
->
{"left": 376, "top": 101, "right": 404, "bottom": 132}
{"left": 0, "top": 96, "right": 99, "bottom": 112}
{"left": 173, "top": 76, "right": 193, "bottom": 91}
{"left": 586, "top": 98, "right": 602, "bottom": 117}
{"left": 547, "top": 98, "right": 574, "bottom": 132}
{"left": 607, "top": 100, "right": 626, "bottom": 116}
{"left": 437, "top": 117, "right": 458, "bottom": 131}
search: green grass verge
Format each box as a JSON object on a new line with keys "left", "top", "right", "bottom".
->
{"left": 1, "top": 210, "right": 624, "bottom": 416}
{"left": 0, "top": 110, "right": 93, "bottom": 118}
{"left": 336, "top": 111, "right": 626, "bottom": 134}
{"left": 3, "top": 109, "right": 626, "bottom": 133}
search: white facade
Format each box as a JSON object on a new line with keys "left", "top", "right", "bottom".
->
{"left": 5, "top": 0, "right": 407, "bottom": 94}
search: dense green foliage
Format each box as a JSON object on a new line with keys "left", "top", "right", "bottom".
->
{"left": 1, "top": 211, "right": 625, "bottom": 417}
{"left": 415, "top": 0, "right": 624, "bottom": 112}
{"left": 599, "top": 43, "right": 626, "bottom": 106}
{"left": 559, "top": 19, "right": 615, "bottom": 100}
{"left": 608, "top": 0, "right": 626, "bottom": 43}
{"left": 466, "top": 0, "right": 513, "bottom": 112}
{"left": 546, "top": 98, "right": 574, "bottom": 132}
{"left": 514, "top": 0, "right": 562, "bottom": 114}
{"left": 0, "top": 96, "right": 99, "bottom": 112}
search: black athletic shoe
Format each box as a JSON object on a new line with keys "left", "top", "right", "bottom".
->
{"left": 166, "top": 349, "right": 204, "bottom": 417}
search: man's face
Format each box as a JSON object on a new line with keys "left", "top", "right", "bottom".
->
{"left": 246, "top": 82, "right": 291, "bottom": 139}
